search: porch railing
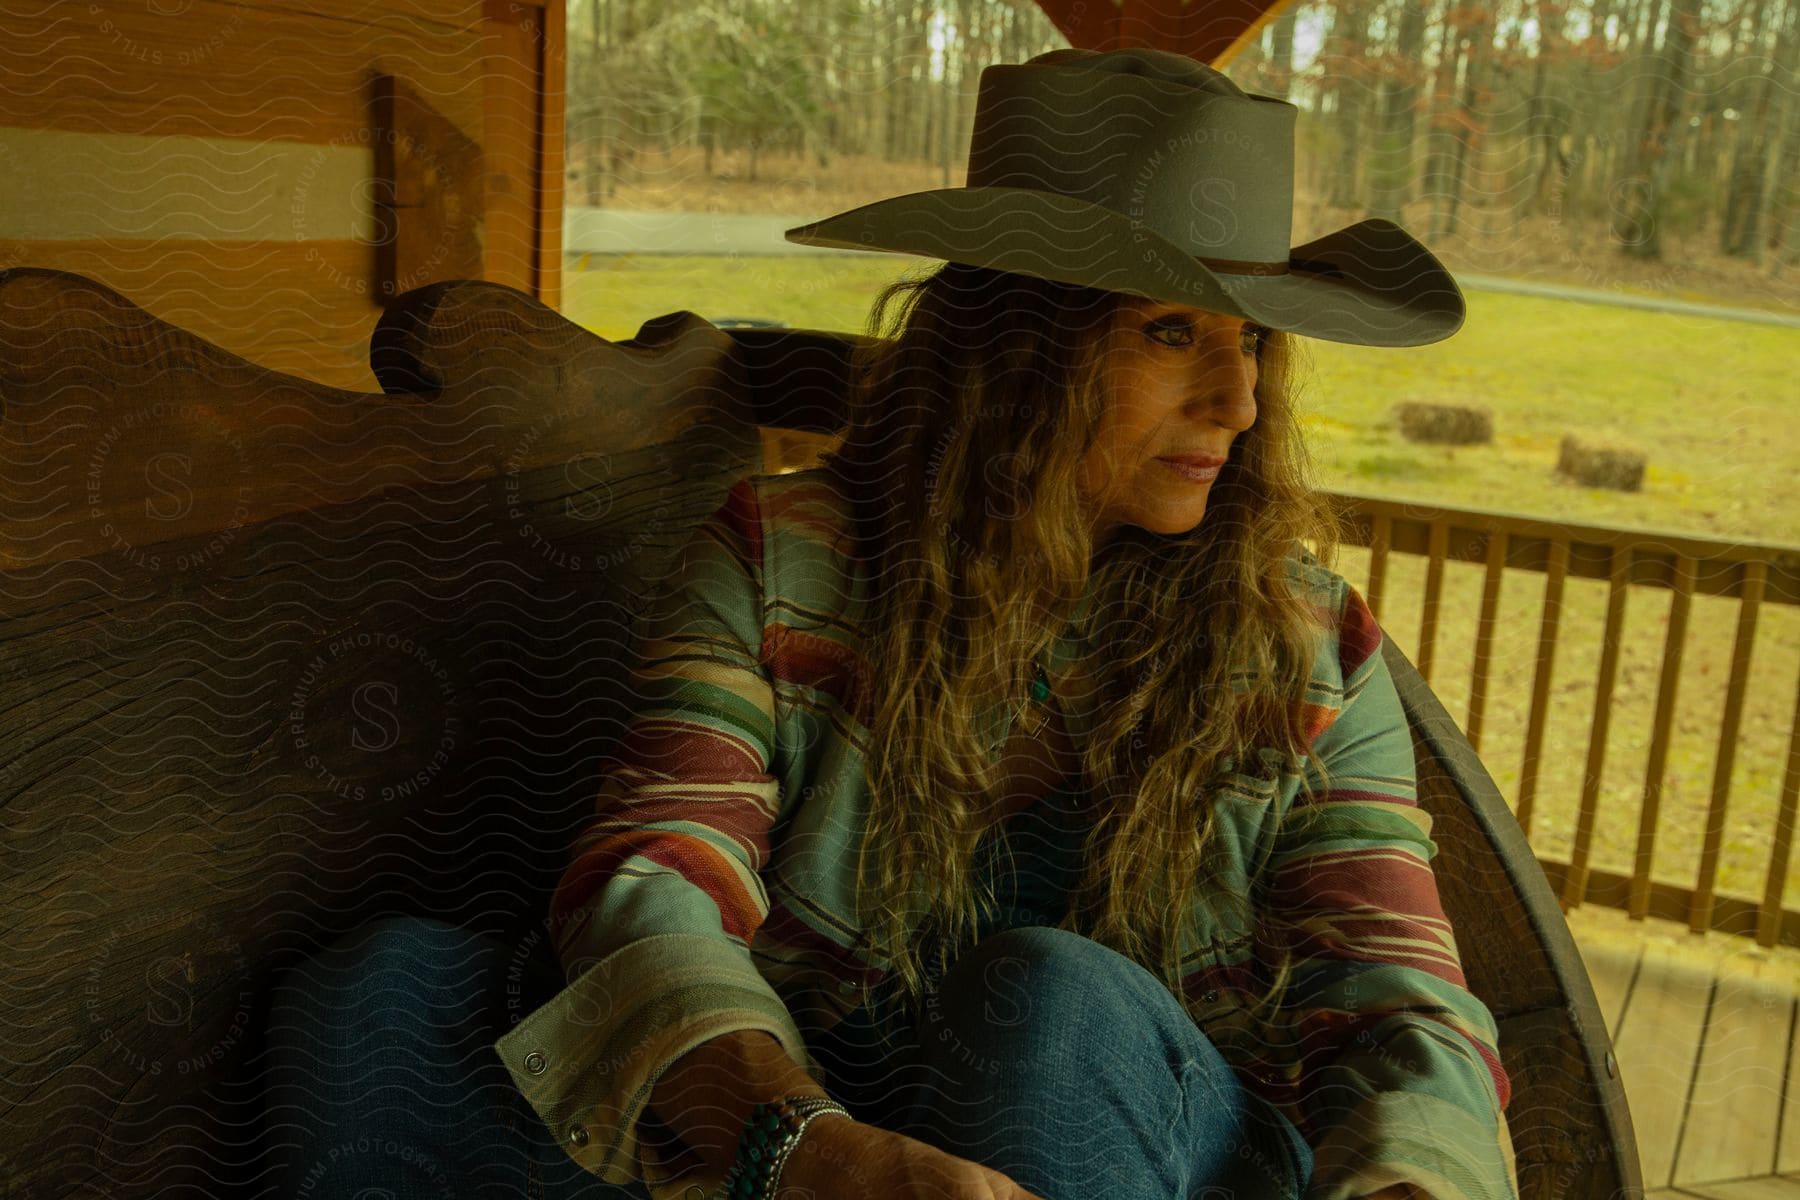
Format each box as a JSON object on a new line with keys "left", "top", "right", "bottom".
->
{"left": 1320, "top": 490, "right": 1800, "bottom": 949}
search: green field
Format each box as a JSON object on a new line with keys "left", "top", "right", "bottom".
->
{"left": 564, "top": 253, "right": 1795, "bottom": 547}
{"left": 564, "top": 253, "right": 1800, "bottom": 917}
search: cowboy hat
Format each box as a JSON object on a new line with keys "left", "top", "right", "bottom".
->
{"left": 784, "top": 47, "right": 1465, "bottom": 348}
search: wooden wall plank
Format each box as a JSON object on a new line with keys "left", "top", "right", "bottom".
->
{"left": 1034, "top": 0, "right": 1274, "bottom": 60}
{"left": 373, "top": 74, "right": 487, "bottom": 301}
{"left": 477, "top": 0, "right": 563, "bottom": 304}
{"left": 259, "top": 0, "right": 485, "bottom": 30}
{"left": 0, "top": 128, "right": 374, "bottom": 243}
{"left": 0, "top": 241, "right": 388, "bottom": 392}
{"left": 537, "top": 0, "right": 566, "bottom": 310}
{"left": 480, "top": 5, "right": 546, "bottom": 296}
{"left": 0, "top": 1, "right": 485, "bottom": 145}
{"left": 1, "top": 0, "right": 566, "bottom": 382}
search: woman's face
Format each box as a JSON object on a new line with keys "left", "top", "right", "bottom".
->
{"left": 1078, "top": 297, "right": 1265, "bottom": 547}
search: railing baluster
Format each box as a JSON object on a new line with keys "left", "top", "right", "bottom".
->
{"left": 1321, "top": 489, "right": 1800, "bottom": 945}
{"left": 1367, "top": 510, "right": 1391, "bottom": 623}
{"left": 1631, "top": 553, "right": 1693, "bottom": 920}
{"left": 1516, "top": 538, "right": 1568, "bottom": 842}
{"left": 1564, "top": 544, "right": 1632, "bottom": 912}
{"left": 1699, "top": 560, "right": 1764, "bottom": 935}
{"left": 1467, "top": 528, "right": 1507, "bottom": 753}
{"left": 1418, "top": 518, "right": 1449, "bottom": 685}
{"left": 1758, "top": 635, "right": 1800, "bottom": 948}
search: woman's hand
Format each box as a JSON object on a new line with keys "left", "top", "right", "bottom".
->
{"left": 777, "top": 1114, "right": 1047, "bottom": 1200}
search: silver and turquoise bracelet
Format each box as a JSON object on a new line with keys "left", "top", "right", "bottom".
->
{"left": 719, "top": 1093, "right": 853, "bottom": 1200}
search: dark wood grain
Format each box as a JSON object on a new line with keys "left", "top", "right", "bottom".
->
{"left": 0, "top": 268, "right": 754, "bottom": 571}
{"left": 0, "top": 270, "right": 761, "bottom": 1197}
{"left": 372, "top": 74, "right": 487, "bottom": 303}
{"left": 0, "top": 270, "right": 1642, "bottom": 1198}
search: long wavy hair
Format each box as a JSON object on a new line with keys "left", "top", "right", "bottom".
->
{"left": 819, "top": 261, "right": 1344, "bottom": 1054}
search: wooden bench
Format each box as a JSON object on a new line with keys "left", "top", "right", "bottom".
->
{"left": 0, "top": 267, "right": 1641, "bottom": 1198}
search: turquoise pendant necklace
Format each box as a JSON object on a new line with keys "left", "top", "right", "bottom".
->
{"left": 1007, "top": 658, "right": 1054, "bottom": 741}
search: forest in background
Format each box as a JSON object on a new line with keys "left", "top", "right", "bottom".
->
{"left": 553, "top": 3, "right": 1800, "bottom": 906}
{"left": 560, "top": 0, "right": 1800, "bottom": 306}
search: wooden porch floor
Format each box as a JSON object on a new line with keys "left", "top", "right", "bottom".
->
{"left": 1560, "top": 904, "right": 1800, "bottom": 1198}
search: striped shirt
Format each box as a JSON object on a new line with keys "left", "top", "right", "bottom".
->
{"left": 495, "top": 465, "right": 1519, "bottom": 1200}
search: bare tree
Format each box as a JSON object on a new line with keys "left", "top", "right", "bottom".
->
{"left": 1370, "top": 0, "right": 1430, "bottom": 224}
{"left": 1518, "top": 0, "right": 1578, "bottom": 222}
{"left": 1722, "top": 0, "right": 1798, "bottom": 260}
{"left": 1612, "top": 0, "right": 1705, "bottom": 257}
{"left": 1430, "top": 0, "right": 1497, "bottom": 237}
{"left": 1266, "top": 3, "right": 1300, "bottom": 99}
{"left": 1318, "top": 0, "right": 1376, "bottom": 210}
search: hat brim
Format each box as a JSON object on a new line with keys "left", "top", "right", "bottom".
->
{"left": 784, "top": 188, "right": 1464, "bottom": 348}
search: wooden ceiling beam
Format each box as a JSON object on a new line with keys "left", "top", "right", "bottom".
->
{"left": 1029, "top": 0, "right": 1296, "bottom": 68}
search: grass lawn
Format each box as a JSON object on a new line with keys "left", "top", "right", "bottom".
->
{"left": 564, "top": 253, "right": 1800, "bottom": 913}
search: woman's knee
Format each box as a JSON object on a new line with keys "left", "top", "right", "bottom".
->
{"left": 270, "top": 915, "right": 522, "bottom": 1041}
{"left": 936, "top": 924, "right": 1175, "bottom": 1033}
{"left": 295, "top": 915, "right": 507, "bottom": 982}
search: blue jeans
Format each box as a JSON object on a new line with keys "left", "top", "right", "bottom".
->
{"left": 817, "top": 923, "right": 1313, "bottom": 1200}
{"left": 263, "top": 915, "right": 633, "bottom": 1200}
{"left": 263, "top": 917, "right": 1311, "bottom": 1199}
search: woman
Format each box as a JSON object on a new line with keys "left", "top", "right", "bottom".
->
{"left": 264, "top": 47, "right": 1517, "bottom": 1200}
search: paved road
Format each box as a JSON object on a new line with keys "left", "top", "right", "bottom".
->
{"left": 1454, "top": 271, "right": 1798, "bottom": 329}
{"left": 564, "top": 207, "right": 1800, "bottom": 329}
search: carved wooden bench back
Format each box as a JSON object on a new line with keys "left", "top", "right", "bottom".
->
{"left": 0, "top": 268, "right": 1637, "bottom": 1198}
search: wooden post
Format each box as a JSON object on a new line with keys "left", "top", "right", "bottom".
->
{"left": 1699, "top": 560, "right": 1764, "bottom": 935}
{"left": 1564, "top": 545, "right": 1632, "bottom": 912}
{"left": 1757, "top": 647, "right": 1800, "bottom": 948}
{"left": 1515, "top": 537, "right": 1567, "bottom": 843}
{"left": 1466, "top": 527, "right": 1508, "bottom": 753}
{"left": 1629, "top": 553, "right": 1693, "bottom": 921}
{"left": 1417, "top": 517, "right": 1449, "bottom": 684}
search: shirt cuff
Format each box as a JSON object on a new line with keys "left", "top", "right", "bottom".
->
{"left": 1301, "top": 1090, "right": 1519, "bottom": 1200}
{"left": 493, "top": 931, "right": 817, "bottom": 1195}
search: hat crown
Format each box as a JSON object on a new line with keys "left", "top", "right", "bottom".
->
{"left": 780, "top": 47, "right": 1468, "bottom": 347}
{"left": 1023, "top": 46, "right": 1251, "bottom": 97}
{"left": 966, "top": 49, "right": 1298, "bottom": 265}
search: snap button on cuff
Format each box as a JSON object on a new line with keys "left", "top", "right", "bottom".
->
{"left": 524, "top": 1050, "right": 547, "bottom": 1075}
{"left": 568, "top": 1123, "right": 590, "bottom": 1148}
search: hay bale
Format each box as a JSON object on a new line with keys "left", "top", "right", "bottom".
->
{"left": 1556, "top": 435, "right": 1646, "bottom": 492}
{"left": 1395, "top": 402, "right": 1494, "bottom": 445}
